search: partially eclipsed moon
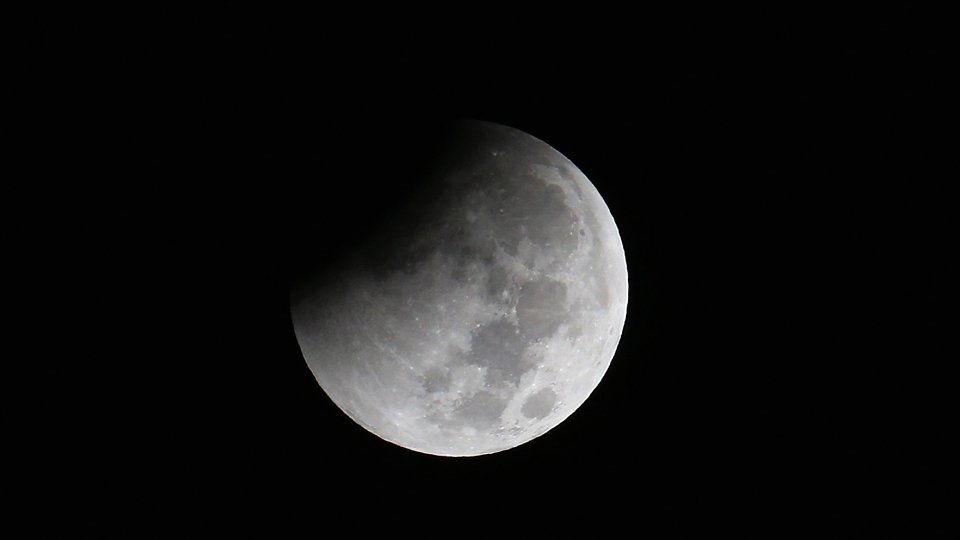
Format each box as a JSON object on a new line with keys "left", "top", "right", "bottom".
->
{"left": 290, "top": 120, "right": 628, "bottom": 456}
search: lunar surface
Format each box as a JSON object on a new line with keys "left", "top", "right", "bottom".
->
{"left": 290, "top": 120, "right": 628, "bottom": 456}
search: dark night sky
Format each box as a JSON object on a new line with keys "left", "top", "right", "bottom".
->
{"left": 20, "top": 5, "right": 953, "bottom": 536}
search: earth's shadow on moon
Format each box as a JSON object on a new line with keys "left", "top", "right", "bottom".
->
{"left": 285, "top": 118, "right": 473, "bottom": 294}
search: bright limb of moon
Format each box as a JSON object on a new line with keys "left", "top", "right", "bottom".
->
{"left": 290, "top": 120, "right": 628, "bottom": 456}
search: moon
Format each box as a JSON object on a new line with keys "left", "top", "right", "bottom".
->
{"left": 290, "top": 120, "right": 628, "bottom": 456}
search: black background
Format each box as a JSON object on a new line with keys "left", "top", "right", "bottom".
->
{"left": 20, "top": 5, "right": 953, "bottom": 536}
